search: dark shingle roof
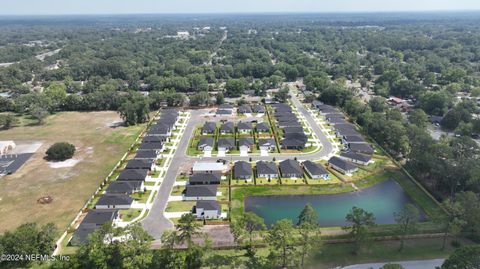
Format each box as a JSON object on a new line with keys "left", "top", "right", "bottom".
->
{"left": 217, "top": 138, "right": 235, "bottom": 148}
{"left": 343, "top": 135, "right": 365, "bottom": 143}
{"left": 220, "top": 122, "right": 235, "bottom": 132}
{"left": 234, "top": 161, "right": 253, "bottom": 177}
{"left": 256, "top": 122, "right": 270, "bottom": 132}
{"left": 189, "top": 173, "right": 221, "bottom": 184}
{"left": 237, "top": 121, "right": 253, "bottom": 130}
{"left": 195, "top": 200, "right": 221, "bottom": 211}
{"left": 281, "top": 133, "right": 308, "bottom": 147}
{"left": 302, "top": 161, "right": 328, "bottom": 176}
{"left": 105, "top": 181, "right": 143, "bottom": 194}
{"left": 252, "top": 105, "right": 265, "bottom": 113}
{"left": 185, "top": 185, "right": 218, "bottom": 197}
{"left": 202, "top": 122, "right": 217, "bottom": 133}
{"left": 340, "top": 151, "right": 372, "bottom": 163}
{"left": 95, "top": 194, "right": 133, "bottom": 207}
{"left": 328, "top": 156, "right": 357, "bottom": 171}
{"left": 349, "top": 143, "right": 374, "bottom": 154}
{"left": 238, "top": 105, "right": 252, "bottom": 113}
{"left": 82, "top": 209, "right": 119, "bottom": 225}
{"left": 125, "top": 159, "right": 153, "bottom": 170}
{"left": 256, "top": 161, "right": 278, "bottom": 175}
{"left": 279, "top": 159, "right": 303, "bottom": 175}
{"left": 283, "top": 126, "right": 304, "bottom": 134}
{"left": 138, "top": 142, "right": 163, "bottom": 151}
{"left": 134, "top": 150, "right": 157, "bottom": 159}
{"left": 258, "top": 138, "right": 276, "bottom": 147}
{"left": 198, "top": 137, "right": 214, "bottom": 148}
{"left": 117, "top": 169, "right": 148, "bottom": 181}
{"left": 239, "top": 138, "right": 254, "bottom": 147}
{"left": 143, "top": 136, "right": 167, "bottom": 143}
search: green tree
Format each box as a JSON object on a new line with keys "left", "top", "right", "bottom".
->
{"left": 408, "top": 109, "right": 429, "bottom": 128}
{"left": 343, "top": 207, "right": 376, "bottom": 254}
{"left": 46, "top": 142, "right": 76, "bottom": 161}
{"left": 440, "top": 199, "right": 466, "bottom": 250}
{"left": 29, "top": 104, "right": 49, "bottom": 124}
{"left": 267, "top": 219, "right": 296, "bottom": 268}
{"left": 274, "top": 87, "right": 290, "bottom": 103}
{"left": 225, "top": 78, "right": 247, "bottom": 97}
{"left": 177, "top": 213, "right": 201, "bottom": 248}
{"left": 0, "top": 113, "right": 18, "bottom": 129}
{"left": 215, "top": 92, "right": 224, "bottom": 105}
{"left": 297, "top": 204, "right": 320, "bottom": 267}
{"left": 369, "top": 96, "right": 387, "bottom": 112}
{"left": 441, "top": 245, "right": 480, "bottom": 269}
{"left": 394, "top": 204, "right": 420, "bottom": 251}
{"left": 44, "top": 82, "right": 67, "bottom": 110}
{"left": 0, "top": 223, "right": 57, "bottom": 269}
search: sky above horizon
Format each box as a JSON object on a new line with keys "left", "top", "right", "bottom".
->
{"left": 1, "top": 0, "right": 480, "bottom": 15}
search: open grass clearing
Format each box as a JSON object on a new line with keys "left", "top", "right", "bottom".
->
{"left": 0, "top": 111, "right": 144, "bottom": 233}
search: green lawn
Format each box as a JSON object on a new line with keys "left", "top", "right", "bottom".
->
{"left": 255, "top": 177, "right": 280, "bottom": 185}
{"left": 171, "top": 186, "right": 185, "bottom": 196}
{"left": 166, "top": 201, "right": 195, "bottom": 212}
{"left": 119, "top": 208, "right": 142, "bottom": 222}
{"left": 130, "top": 190, "right": 152, "bottom": 203}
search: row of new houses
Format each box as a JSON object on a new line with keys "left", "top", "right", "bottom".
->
{"left": 202, "top": 121, "right": 271, "bottom": 135}
{"left": 271, "top": 103, "right": 309, "bottom": 149}
{"left": 70, "top": 109, "right": 180, "bottom": 245}
{"left": 216, "top": 103, "right": 265, "bottom": 116}
{"left": 197, "top": 137, "right": 277, "bottom": 153}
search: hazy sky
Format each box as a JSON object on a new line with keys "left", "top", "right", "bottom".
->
{"left": 1, "top": 0, "right": 480, "bottom": 15}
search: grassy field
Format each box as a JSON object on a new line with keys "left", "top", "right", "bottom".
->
{"left": 0, "top": 111, "right": 144, "bottom": 233}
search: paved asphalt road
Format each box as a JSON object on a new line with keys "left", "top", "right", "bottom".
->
{"left": 142, "top": 92, "right": 335, "bottom": 239}
{"left": 341, "top": 259, "right": 444, "bottom": 269}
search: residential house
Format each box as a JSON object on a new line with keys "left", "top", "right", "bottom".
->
{"left": 70, "top": 209, "right": 119, "bottom": 245}
{"left": 328, "top": 156, "right": 358, "bottom": 175}
{"left": 201, "top": 122, "right": 217, "bottom": 135}
{"left": 234, "top": 161, "right": 253, "bottom": 181}
{"left": 188, "top": 173, "right": 221, "bottom": 185}
{"left": 348, "top": 143, "right": 375, "bottom": 155}
{"left": 219, "top": 122, "right": 235, "bottom": 135}
{"left": 302, "top": 160, "right": 329, "bottom": 180}
{"left": 94, "top": 194, "right": 134, "bottom": 209}
{"left": 238, "top": 138, "right": 254, "bottom": 152}
{"left": 342, "top": 135, "right": 365, "bottom": 145}
{"left": 283, "top": 126, "right": 304, "bottom": 135}
{"left": 117, "top": 169, "right": 148, "bottom": 182}
{"left": 197, "top": 137, "right": 214, "bottom": 152}
{"left": 193, "top": 200, "right": 221, "bottom": 219}
{"left": 147, "top": 123, "right": 171, "bottom": 137}
{"left": 134, "top": 150, "right": 158, "bottom": 160}
{"left": 279, "top": 159, "right": 304, "bottom": 178}
{"left": 138, "top": 142, "right": 164, "bottom": 152}
{"left": 256, "top": 122, "right": 270, "bottom": 133}
{"left": 339, "top": 151, "right": 372, "bottom": 166}
{"left": 238, "top": 105, "right": 252, "bottom": 114}
{"left": 252, "top": 104, "right": 265, "bottom": 114}
{"left": 256, "top": 161, "right": 278, "bottom": 179}
{"left": 125, "top": 159, "right": 155, "bottom": 171}
{"left": 143, "top": 136, "right": 168, "bottom": 143}
{"left": 281, "top": 133, "right": 308, "bottom": 149}
{"left": 334, "top": 123, "right": 359, "bottom": 137}
{"left": 326, "top": 117, "right": 346, "bottom": 125}
{"left": 192, "top": 162, "right": 225, "bottom": 174}
{"left": 184, "top": 185, "right": 218, "bottom": 201}
{"left": 105, "top": 181, "right": 144, "bottom": 194}
{"left": 237, "top": 121, "right": 253, "bottom": 134}
{"left": 217, "top": 138, "right": 236, "bottom": 152}
{"left": 258, "top": 138, "right": 276, "bottom": 152}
